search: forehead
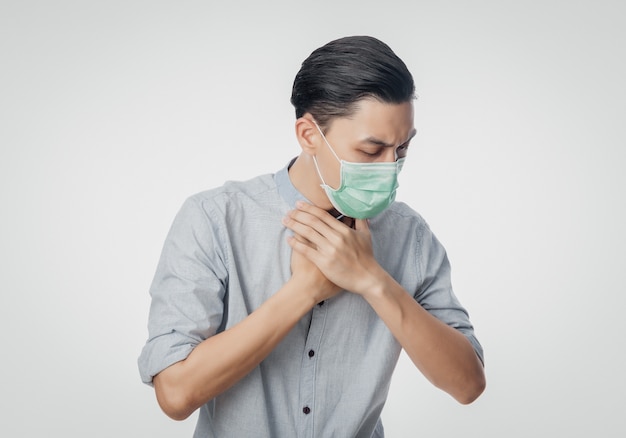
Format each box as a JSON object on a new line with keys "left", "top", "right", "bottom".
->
{"left": 327, "top": 99, "right": 415, "bottom": 142}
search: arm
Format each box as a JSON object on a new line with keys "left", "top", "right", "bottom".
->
{"left": 283, "top": 201, "right": 485, "bottom": 404}
{"left": 359, "top": 270, "right": 485, "bottom": 404}
{"left": 154, "top": 248, "right": 340, "bottom": 421}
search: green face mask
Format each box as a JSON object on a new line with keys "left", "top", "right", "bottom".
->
{"left": 312, "top": 123, "right": 405, "bottom": 220}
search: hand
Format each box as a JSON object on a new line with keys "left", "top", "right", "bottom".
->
{"left": 283, "top": 202, "right": 384, "bottom": 296}
{"left": 289, "top": 238, "right": 342, "bottom": 304}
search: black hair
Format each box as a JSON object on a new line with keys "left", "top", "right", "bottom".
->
{"left": 290, "top": 35, "right": 415, "bottom": 130}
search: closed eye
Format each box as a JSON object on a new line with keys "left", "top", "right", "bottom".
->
{"left": 360, "top": 149, "right": 384, "bottom": 157}
{"left": 396, "top": 142, "right": 411, "bottom": 158}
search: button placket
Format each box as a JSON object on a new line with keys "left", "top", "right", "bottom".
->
{"left": 298, "top": 301, "right": 328, "bottom": 437}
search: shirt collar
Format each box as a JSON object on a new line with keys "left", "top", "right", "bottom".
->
{"left": 274, "top": 157, "right": 311, "bottom": 209}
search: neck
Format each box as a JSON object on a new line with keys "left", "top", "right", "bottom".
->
{"left": 288, "top": 154, "right": 333, "bottom": 210}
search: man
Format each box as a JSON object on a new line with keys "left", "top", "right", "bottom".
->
{"left": 138, "top": 35, "right": 485, "bottom": 437}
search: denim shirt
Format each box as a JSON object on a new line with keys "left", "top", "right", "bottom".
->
{"left": 138, "top": 162, "right": 483, "bottom": 438}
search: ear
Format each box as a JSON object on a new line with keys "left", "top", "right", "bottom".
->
{"left": 294, "top": 116, "right": 321, "bottom": 156}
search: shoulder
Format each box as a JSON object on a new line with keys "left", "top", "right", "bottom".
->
{"left": 384, "top": 201, "right": 425, "bottom": 221}
{"left": 184, "top": 173, "right": 280, "bottom": 214}
{"left": 375, "top": 201, "right": 429, "bottom": 233}
{"left": 191, "top": 173, "right": 276, "bottom": 202}
{"left": 373, "top": 202, "right": 443, "bottom": 258}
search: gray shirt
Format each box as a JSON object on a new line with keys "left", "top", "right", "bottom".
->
{"left": 138, "top": 162, "right": 483, "bottom": 438}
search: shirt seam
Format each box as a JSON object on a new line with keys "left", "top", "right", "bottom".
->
{"left": 188, "top": 195, "right": 232, "bottom": 287}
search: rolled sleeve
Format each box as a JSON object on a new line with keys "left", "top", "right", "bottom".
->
{"left": 138, "top": 196, "right": 229, "bottom": 385}
{"left": 415, "top": 222, "right": 484, "bottom": 365}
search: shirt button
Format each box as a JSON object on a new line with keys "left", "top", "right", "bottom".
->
{"left": 302, "top": 406, "right": 311, "bottom": 415}
{"left": 308, "top": 349, "right": 315, "bottom": 358}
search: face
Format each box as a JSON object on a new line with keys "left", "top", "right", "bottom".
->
{"left": 314, "top": 98, "right": 416, "bottom": 190}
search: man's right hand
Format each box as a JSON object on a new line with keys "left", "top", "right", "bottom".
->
{"left": 153, "top": 241, "right": 337, "bottom": 420}
{"left": 289, "top": 234, "right": 342, "bottom": 304}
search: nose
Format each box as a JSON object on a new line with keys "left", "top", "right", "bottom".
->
{"left": 382, "top": 148, "right": 399, "bottom": 163}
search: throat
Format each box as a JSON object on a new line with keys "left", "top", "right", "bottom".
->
{"left": 327, "top": 207, "right": 355, "bottom": 228}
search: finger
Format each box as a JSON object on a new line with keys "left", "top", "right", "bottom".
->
{"left": 287, "top": 235, "right": 322, "bottom": 264}
{"left": 283, "top": 206, "right": 339, "bottom": 244}
{"left": 295, "top": 201, "right": 347, "bottom": 231}
{"left": 289, "top": 206, "right": 352, "bottom": 247}
{"left": 293, "top": 232, "right": 315, "bottom": 249}
{"left": 283, "top": 214, "right": 328, "bottom": 248}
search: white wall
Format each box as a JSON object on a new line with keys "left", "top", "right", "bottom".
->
{"left": 1, "top": 1, "right": 624, "bottom": 436}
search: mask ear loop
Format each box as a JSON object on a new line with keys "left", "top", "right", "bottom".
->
{"left": 313, "top": 121, "right": 341, "bottom": 162}
{"left": 312, "top": 153, "right": 329, "bottom": 188}
{"left": 311, "top": 120, "right": 341, "bottom": 191}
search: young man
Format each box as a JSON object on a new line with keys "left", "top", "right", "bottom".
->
{"left": 138, "top": 35, "right": 485, "bottom": 437}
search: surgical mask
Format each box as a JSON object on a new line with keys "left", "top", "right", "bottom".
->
{"left": 312, "top": 123, "right": 405, "bottom": 219}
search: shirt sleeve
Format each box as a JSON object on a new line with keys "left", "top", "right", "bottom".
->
{"left": 414, "top": 222, "right": 484, "bottom": 365}
{"left": 138, "top": 196, "right": 229, "bottom": 385}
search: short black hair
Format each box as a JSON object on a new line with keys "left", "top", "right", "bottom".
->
{"left": 290, "top": 35, "right": 415, "bottom": 129}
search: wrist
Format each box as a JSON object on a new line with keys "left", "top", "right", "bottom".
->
{"left": 286, "top": 274, "right": 327, "bottom": 308}
{"left": 356, "top": 266, "right": 390, "bottom": 300}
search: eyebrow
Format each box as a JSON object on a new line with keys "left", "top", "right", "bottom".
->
{"left": 363, "top": 129, "right": 417, "bottom": 148}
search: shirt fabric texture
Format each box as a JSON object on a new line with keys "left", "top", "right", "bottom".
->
{"left": 138, "top": 161, "right": 484, "bottom": 438}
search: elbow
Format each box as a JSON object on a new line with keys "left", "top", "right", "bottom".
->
{"left": 158, "top": 397, "right": 194, "bottom": 422}
{"left": 455, "top": 372, "right": 486, "bottom": 405}
{"left": 153, "top": 371, "right": 196, "bottom": 421}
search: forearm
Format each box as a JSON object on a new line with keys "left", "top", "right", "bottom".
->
{"left": 363, "top": 269, "right": 485, "bottom": 404}
{"left": 154, "top": 278, "right": 317, "bottom": 420}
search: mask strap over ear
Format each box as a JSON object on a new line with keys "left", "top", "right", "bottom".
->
{"left": 313, "top": 120, "right": 341, "bottom": 163}
{"left": 311, "top": 120, "right": 341, "bottom": 191}
{"left": 312, "top": 154, "right": 328, "bottom": 188}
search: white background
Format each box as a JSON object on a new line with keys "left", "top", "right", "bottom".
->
{"left": 1, "top": 1, "right": 625, "bottom": 436}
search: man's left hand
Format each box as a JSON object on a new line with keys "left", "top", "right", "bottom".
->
{"left": 282, "top": 201, "right": 385, "bottom": 296}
